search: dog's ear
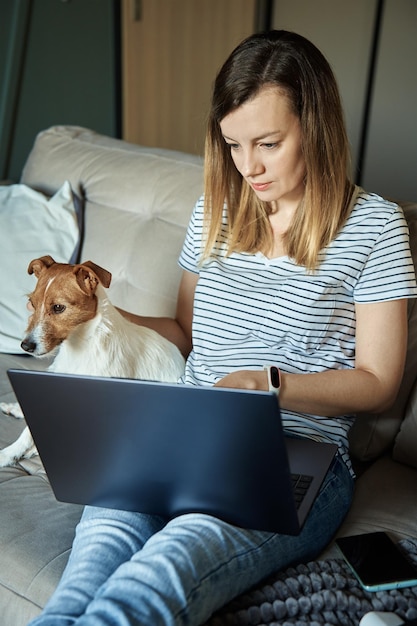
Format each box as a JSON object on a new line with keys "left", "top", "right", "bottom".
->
{"left": 74, "top": 262, "right": 112, "bottom": 295}
{"left": 28, "top": 255, "right": 56, "bottom": 277}
{"left": 74, "top": 267, "right": 99, "bottom": 296}
{"left": 80, "top": 261, "right": 112, "bottom": 288}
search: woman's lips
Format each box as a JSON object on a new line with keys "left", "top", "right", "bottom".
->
{"left": 251, "top": 182, "right": 271, "bottom": 192}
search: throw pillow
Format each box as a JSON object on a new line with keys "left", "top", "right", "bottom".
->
{"left": 393, "top": 379, "right": 417, "bottom": 469}
{"left": 0, "top": 181, "right": 82, "bottom": 354}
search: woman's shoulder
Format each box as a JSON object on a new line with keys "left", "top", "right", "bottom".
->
{"left": 344, "top": 186, "right": 406, "bottom": 232}
{"left": 351, "top": 187, "right": 402, "bottom": 219}
{"left": 191, "top": 194, "right": 205, "bottom": 219}
{"left": 329, "top": 187, "right": 410, "bottom": 257}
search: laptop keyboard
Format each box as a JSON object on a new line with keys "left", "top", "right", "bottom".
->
{"left": 291, "top": 473, "right": 313, "bottom": 508}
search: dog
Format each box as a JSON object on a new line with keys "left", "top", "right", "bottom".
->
{"left": 0, "top": 255, "right": 185, "bottom": 467}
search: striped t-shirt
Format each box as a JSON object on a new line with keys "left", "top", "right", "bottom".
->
{"left": 178, "top": 188, "right": 417, "bottom": 472}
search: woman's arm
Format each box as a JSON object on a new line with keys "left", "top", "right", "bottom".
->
{"left": 215, "top": 298, "right": 408, "bottom": 416}
{"left": 117, "top": 270, "right": 198, "bottom": 358}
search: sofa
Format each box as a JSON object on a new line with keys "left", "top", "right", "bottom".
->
{"left": 0, "top": 125, "right": 416, "bottom": 626}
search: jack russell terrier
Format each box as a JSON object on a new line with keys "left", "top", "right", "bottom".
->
{"left": 0, "top": 255, "right": 185, "bottom": 467}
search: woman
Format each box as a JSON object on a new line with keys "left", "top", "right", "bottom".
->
{"left": 30, "top": 30, "right": 416, "bottom": 625}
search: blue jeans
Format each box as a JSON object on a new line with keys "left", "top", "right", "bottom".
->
{"left": 29, "top": 456, "right": 353, "bottom": 626}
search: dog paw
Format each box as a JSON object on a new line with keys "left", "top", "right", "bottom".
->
{"left": 0, "top": 402, "right": 24, "bottom": 419}
{"left": 0, "top": 449, "right": 16, "bottom": 468}
{"left": 0, "top": 445, "right": 38, "bottom": 468}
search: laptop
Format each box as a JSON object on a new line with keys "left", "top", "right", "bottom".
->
{"left": 7, "top": 369, "right": 337, "bottom": 534}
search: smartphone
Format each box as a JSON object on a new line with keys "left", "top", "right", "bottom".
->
{"left": 336, "top": 532, "right": 417, "bottom": 592}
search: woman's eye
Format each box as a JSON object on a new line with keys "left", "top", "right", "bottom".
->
{"left": 226, "top": 142, "right": 239, "bottom": 151}
{"left": 261, "top": 142, "right": 278, "bottom": 149}
{"left": 53, "top": 304, "right": 66, "bottom": 314}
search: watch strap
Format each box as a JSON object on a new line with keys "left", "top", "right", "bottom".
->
{"left": 263, "top": 365, "right": 281, "bottom": 395}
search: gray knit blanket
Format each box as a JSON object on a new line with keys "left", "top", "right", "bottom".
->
{"left": 205, "top": 539, "right": 417, "bottom": 626}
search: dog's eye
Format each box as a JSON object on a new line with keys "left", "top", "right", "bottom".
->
{"left": 53, "top": 304, "right": 66, "bottom": 314}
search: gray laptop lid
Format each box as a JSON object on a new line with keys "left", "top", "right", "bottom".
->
{"left": 8, "top": 369, "right": 337, "bottom": 534}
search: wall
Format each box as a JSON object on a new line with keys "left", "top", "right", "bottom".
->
{"left": 0, "top": 0, "right": 121, "bottom": 182}
{"left": 2, "top": 0, "right": 414, "bottom": 199}
{"left": 361, "top": 0, "right": 417, "bottom": 201}
{"left": 272, "top": 0, "right": 416, "bottom": 201}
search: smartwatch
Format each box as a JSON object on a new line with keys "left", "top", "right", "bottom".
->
{"left": 263, "top": 365, "right": 281, "bottom": 396}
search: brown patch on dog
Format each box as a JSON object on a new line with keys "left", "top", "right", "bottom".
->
{"left": 23, "top": 256, "right": 112, "bottom": 354}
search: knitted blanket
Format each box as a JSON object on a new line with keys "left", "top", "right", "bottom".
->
{"left": 206, "top": 539, "right": 417, "bottom": 626}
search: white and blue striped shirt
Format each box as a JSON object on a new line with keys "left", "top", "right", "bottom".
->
{"left": 178, "top": 188, "right": 417, "bottom": 472}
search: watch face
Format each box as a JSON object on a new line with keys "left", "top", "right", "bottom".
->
{"left": 270, "top": 366, "right": 280, "bottom": 389}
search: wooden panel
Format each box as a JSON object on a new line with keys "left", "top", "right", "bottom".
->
{"left": 122, "top": 0, "right": 256, "bottom": 155}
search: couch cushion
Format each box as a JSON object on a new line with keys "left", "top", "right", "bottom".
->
{"left": 21, "top": 125, "right": 204, "bottom": 316}
{"left": 335, "top": 455, "right": 417, "bottom": 540}
{"left": 0, "top": 467, "right": 82, "bottom": 624}
{"left": 348, "top": 202, "right": 417, "bottom": 461}
{"left": 0, "top": 181, "right": 81, "bottom": 353}
{"left": 0, "top": 353, "right": 81, "bottom": 624}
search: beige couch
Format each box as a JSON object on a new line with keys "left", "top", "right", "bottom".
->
{"left": 0, "top": 125, "right": 416, "bottom": 625}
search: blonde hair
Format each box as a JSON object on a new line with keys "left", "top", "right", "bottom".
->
{"left": 203, "top": 30, "right": 353, "bottom": 269}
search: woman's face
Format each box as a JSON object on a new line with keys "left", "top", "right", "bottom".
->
{"left": 219, "top": 86, "right": 306, "bottom": 211}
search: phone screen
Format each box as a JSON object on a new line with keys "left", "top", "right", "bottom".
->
{"left": 336, "top": 532, "right": 417, "bottom": 592}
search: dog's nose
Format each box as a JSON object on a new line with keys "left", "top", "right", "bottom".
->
{"left": 21, "top": 339, "right": 37, "bottom": 353}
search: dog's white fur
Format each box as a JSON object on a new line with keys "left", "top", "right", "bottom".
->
{"left": 0, "top": 255, "right": 185, "bottom": 467}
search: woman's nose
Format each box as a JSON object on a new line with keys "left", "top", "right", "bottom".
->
{"left": 241, "top": 150, "right": 264, "bottom": 178}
